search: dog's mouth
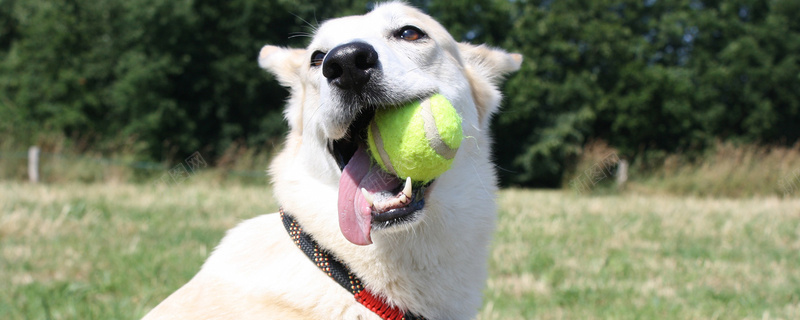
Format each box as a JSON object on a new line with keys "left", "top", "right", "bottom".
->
{"left": 329, "top": 108, "right": 430, "bottom": 246}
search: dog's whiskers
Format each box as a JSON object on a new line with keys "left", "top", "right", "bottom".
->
{"left": 468, "top": 156, "right": 494, "bottom": 200}
{"left": 290, "top": 12, "right": 319, "bottom": 33}
{"left": 288, "top": 32, "right": 314, "bottom": 39}
{"left": 306, "top": 100, "right": 326, "bottom": 132}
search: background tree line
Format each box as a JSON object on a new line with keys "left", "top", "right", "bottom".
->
{"left": 1, "top": 0, "right": 798, "bottom": 187}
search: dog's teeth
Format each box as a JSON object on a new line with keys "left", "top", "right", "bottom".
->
{"left": 403, "top": 177, "right": 412, "bottom": 198}
{"left": 361, "top": 188, "right": 374, "bottom": 207}
{"left": 398, "top": 192, "right": 408, "bottom": 204}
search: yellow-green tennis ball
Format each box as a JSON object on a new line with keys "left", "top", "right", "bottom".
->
{"left": 367, "top": 94, "right": 463, "bottom": 183}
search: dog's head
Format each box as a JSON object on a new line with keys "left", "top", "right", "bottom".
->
{"left": 260, "top": 2, "right": 521, "bottom": 246}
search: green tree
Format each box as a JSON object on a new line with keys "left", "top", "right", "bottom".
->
{"left": 0, "top": 0, "right": 359, "bottom": 160}
{"left": 495, "top": 0, "right": 800, "bottom": 187}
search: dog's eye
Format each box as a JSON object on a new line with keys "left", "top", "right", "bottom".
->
{"left": 395, "top": 26, "right": 426, "bottom": 41}
{"left": 310, "top": 51, "right": 326, "bottom": 67}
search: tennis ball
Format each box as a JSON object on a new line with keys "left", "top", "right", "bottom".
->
{"left": 367, "top": 94, "right": 463, "bottom": 183}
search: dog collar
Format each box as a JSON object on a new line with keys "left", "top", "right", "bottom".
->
{"left": 280, "top": 208, "right": 427, "bottom": 320}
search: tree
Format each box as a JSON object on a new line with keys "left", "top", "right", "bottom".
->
{"left": 494, "top": 0, "right": 800, "bottom": 187}
{"left": 0, "top": 0, "right": 368, "bottom": 160}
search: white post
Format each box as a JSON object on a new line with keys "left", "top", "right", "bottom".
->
{"left": 28, "top": 146, "right": 40, "bottom": 183}
{"left": 616, "top": 159, "right": 628, "bottom": 187}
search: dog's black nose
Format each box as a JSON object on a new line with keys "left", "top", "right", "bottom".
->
{"left": 322, "top": 42, "right": 379, "bottom": 91}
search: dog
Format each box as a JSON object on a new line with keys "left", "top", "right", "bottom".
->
{"left": 143, "top": 2, "right": 521, "bottom": 319}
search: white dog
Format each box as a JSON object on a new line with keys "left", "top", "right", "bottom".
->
{"left": 143, "top": 2, "right": 520, "bottom": 319}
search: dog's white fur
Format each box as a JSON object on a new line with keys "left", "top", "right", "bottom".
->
{"left": 143, "top": 3, "right": 520, "bottom": 319}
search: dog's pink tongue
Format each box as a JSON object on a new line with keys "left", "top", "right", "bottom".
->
{"left": 338, "top": 146, "right": 401, "bottom": 245}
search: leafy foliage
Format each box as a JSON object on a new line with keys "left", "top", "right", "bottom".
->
{"left": 491, "top": 0, "right": 800, "bottom": 186}
{"left": 0, "top": 0, "right": 322, "bottom": 160}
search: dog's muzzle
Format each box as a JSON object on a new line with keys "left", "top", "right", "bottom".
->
{"left": 323, "top": 42, "right": 429, "bottom": 247}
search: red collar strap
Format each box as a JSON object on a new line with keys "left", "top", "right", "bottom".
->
{"left": 280, "top": 208, "right": 428, "bottom": 320}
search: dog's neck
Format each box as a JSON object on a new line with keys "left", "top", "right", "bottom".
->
{"left": 280, "top": 209, "right": 428, "bottom": 320}
{"left": 277, "top": 193, "right": 496, "bottom": 318}
{"left": 270, "top": 138, "right": 498, "bottom": 319}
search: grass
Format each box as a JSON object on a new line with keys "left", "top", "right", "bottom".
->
{"left": 632, "top": 142, "right": 800, "bottom": 198}
{"left": 564, "top": 141, "right": 800, "bottom": 198}
{"left": 0, "top": 131, "right": 275, "bottom": 185}
{"left": 1, "top": 180, "right": 799, "bottom": 319}
{"left": 481, "top": 190, "right": 800, "bottom": 319}
{"left": 0, "top": 179, "right": 277, "bottom": 319}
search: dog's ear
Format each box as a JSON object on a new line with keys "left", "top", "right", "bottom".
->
{"left": 458, "top": 43, "right": 522, "bottom": 85}
{"left": 457, "top": 43, "right": 522, "bottom": 126}
{"left": 258, "top": 45, "right": 307, "bottom": 87}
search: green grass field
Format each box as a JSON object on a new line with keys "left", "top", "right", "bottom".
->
{"left": 1, "top": 180, "right": 798, "bottom": 319}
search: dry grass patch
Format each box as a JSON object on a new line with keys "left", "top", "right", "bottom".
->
{"left": 634, "top": 142, "right": 800, "bottom": 197}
